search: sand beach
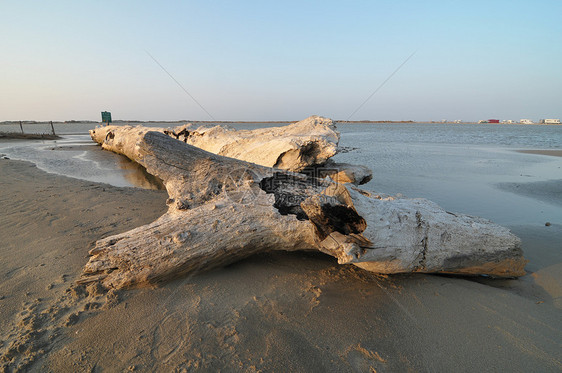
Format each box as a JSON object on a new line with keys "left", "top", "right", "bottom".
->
{"left": 3, "top": 0, "right": 561, "bottom": 370}
{"left": 1, "top": 151, "right": 561, "bottom": 371}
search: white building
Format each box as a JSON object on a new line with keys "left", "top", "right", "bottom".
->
{"left": 520, "top": 119, "right": 534, "bottom": 124}
{"left": 539, "top": 119, "right": 561, "bottom": 124}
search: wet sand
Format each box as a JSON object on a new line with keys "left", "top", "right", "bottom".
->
{"left": 498, "top": 150, "right": 562, "bottom": 207}
{"left": 517, "top": 149, "right": 562, "bottom": 158}
{"left": 497, "top": 179, "right": 562, "bottom": 207}
{"left": 0, "top": 133, "right": 59, "bottom": 140}
{"left": 1, "top": 159, "right": 561, "bottom": 372}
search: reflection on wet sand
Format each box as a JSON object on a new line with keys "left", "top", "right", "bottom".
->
{"left": 118, "top": 156, "right": 165, "bottom": 190}
{"left": 517, "top": 149, "right": 562, "bottom": 157}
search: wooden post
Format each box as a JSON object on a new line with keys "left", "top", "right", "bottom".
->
{"left": 19, "top": 121, "right": 23, "bottom": 134}
{"left": 50, "top": 121, "right": 56, "bottom": 136}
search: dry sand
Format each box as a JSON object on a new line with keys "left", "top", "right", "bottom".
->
{"left": 1, "top": 159, "right": 561, "bottom": 372}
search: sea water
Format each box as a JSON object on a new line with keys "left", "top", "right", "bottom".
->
{"left": 333, "top": 123, "right": 562, "bottom": 226}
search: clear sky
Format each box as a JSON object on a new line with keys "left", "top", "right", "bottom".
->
{"left": 1, "top": 0, "right": 561, "bottom": 121}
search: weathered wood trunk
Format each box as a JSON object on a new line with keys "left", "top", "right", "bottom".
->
{"left": 91, "top": 116, "right": 372, "bottom": 185}
{"left": 90, "top": 116, "right": 340, "bottom": 172}
{"left": 80, "top": 125, "right": 526, "bottom": 289}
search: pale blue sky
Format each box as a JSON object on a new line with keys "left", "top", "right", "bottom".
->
{"left": 1, "top": 1, "right": 561, "bottom": 121}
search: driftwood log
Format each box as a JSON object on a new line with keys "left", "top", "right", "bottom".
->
{"left": 92, "top": 116, "right": 340, "bottom": 172}
{"left": 91, "top": 116, "right": 371, "bottom": 185}
{"left": 80, "top": 123, "right": 526, "bottom": 289}
{"left": 92, "top": 116, "right": 372, "bottom": 185}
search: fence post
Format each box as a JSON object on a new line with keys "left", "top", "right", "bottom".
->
{"left": 20, "top": 121, "right": 24, "bottom": 134}
{"left": 50, "top": 121, "right": 56, "bottom": 136}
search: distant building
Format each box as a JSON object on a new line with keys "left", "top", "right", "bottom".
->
{"left": 501, "top": 119, "right": 514, "bottom": 124}
{"left": 539, "top": 119, "right": 561, "bottom": 124}
{"left": 488, "top": 119, "right": 500, "bottom": 123}
{"left": 478, "top": 120, "right": 488, "bottom": 124}
{"left": 520, "top": 119, "right": 534, "bottom": 124}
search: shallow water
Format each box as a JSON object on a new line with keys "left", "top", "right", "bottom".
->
{"left": 334, "top": 123, "right": 562, "bottom": 226}
{"left": 0, "top": 134, "right": 165, "bottom": 189}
